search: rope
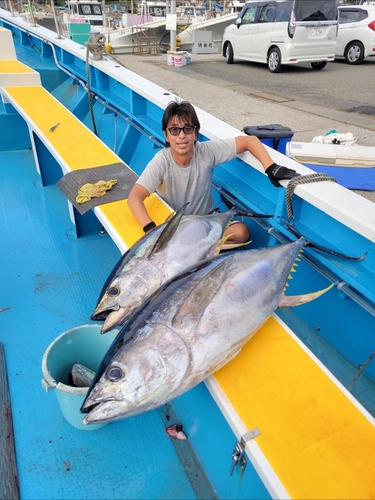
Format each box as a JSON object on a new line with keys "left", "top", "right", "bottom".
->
{"left": 286, "top": 173, "right": 337, "bottom": 220}
{"left": 86, "top": 34, "right": 106, "bottom": 61}
{"left": 85, "top": 43, "right": 97, "bottom": 136}
{"left": 84, "top": 36, "right": 129, "bottom": 139}
{"left": 85, "top": 35, "right": 106, "bottom": 137}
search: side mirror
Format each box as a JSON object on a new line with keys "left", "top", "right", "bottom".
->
{"left": 236, "top": 17, "right": 242, "bottom": 28}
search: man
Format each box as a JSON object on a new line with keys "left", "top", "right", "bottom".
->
{"left": 128, "top": 100, "right": 299, "bottom": 244}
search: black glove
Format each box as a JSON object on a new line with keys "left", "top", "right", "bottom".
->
{"left": 265, "top": 163, "right": 300, "bottom": 187}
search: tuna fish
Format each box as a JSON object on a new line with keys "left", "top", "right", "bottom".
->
{"left": 91, "top": 205, "right": 240, "bottom": 333}
{"left": 69, "top": 363, "right": 95, "bottom": 388}
{"left": 81, "top": 238, "right": 332, "bottom": 425}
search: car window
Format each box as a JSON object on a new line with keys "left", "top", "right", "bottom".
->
{"left": 296, "top": 0, "right": 337, "bottom": 22}
{"left": 359, "top": 9, "right": 370, "bottom": 22}
{"left": 241, "top": 5, "right": 257, "bottom": 24}
{"left": 258, "top": 4, "right": 276, "bottom": 23}
{"left": 339, "top": 8, "right": 361, "bottom": 24}
{"left": 275, "top": 0, "right": 291, "bottom": 22}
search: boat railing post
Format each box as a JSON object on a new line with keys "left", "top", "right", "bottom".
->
{"left": 8, "top": 0, "right": 15, "bottom": 17}
{"left": 50, "top": 0, "right": 62, "bottom": 39}
{"left": 170, "top": 0, "right": 176, "bottom": 52}
{"left": 27, "top": 0, "right": 37, "bottom": 27}
{"left": 102, "top": 0, "right": 109, "bottom": 28}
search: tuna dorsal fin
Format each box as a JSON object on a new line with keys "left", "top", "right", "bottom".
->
{"left": 278, "top": 283, "right": 334, "bottom": 308}
{"left": 172, "top": 257, "right": 231, "bottom": 329}
{"left": 149, "top": 203, "right": 189, "bottom": 257}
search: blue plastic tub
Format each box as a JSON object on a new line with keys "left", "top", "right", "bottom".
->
{"left": 41, "top": 324, "right": 118, "bottom": 431}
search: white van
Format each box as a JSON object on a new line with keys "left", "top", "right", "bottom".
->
{"left": 222, "top": 0, "right": 338, "bottom": 72}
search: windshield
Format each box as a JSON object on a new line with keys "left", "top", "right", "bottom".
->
{"left": 295, "top": 0, "right": 337, "bottom": 22}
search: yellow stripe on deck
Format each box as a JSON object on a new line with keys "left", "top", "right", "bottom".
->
{"left": 214, "top": 316, "right": 375, "bottom": 499}
{"left": 0, "top": 60, "right": 36, "bottom": 73}
{"left": 100, "top": 197, "right": 172, "bottom": 247}
{"left": 0, "top": 60, "right": 41, "bottom": 86}
{"left": 3, "top": 85, "right": 117, "bottom": 170}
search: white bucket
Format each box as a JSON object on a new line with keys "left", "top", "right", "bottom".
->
{"left": 167, "top": 51, "right": 174, "bottom": 66}
{"left": 174, "top": 51, "right": 184, "bottom": 67}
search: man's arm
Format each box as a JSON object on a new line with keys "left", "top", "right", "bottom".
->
{"left": 235, "top": 135, "right": 274, "bottom": 169}
{"left": 235, "top": 135, "right": 300, "bottom": 187}
{"left": 128, "top": 184, "right": 155, "bottom": 232}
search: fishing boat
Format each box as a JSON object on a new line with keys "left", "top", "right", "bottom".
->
{"left": 104, "top": 10, "right": 238, "bottom": 54}
{"left": 1, "top": 7, "right": 375, "bottom": 500}
{"left": 160, "top": 12, "right": 239, "bottom": 53}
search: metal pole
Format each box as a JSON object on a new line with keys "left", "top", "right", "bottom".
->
{"left": 170, "top": 0, "right": 176, "bottom": 52}
{"left": 8, "top": 0, "right": 15, "bottom": 17}
{"left": 102, "top": 0, "right": 108, "bottom": 28}
{"left": 50, "top": 0, "right": 62, "bottom": 39}
{"left": 28, "top": 0, "right": 37, "bottom": 27}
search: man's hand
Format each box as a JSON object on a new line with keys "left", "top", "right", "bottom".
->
{"left": 265, "top": 163, "right": 300, "bottom": 187}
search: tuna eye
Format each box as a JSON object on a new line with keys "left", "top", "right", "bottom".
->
{"left": 108, "top": 286, "right": 119, "bottom": 297}
{"left": 106, "top": 366, "right": 124, "bottom": 382}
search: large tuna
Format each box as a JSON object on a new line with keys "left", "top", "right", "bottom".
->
{"left": 91, "top": 205, "right": 239, "bottom": 333}
{"left": 81, "top": 238, "right": 332, "bottom": 424}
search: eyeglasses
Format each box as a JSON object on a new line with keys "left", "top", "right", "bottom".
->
{"left": 167, "top": 126, "right": 196, "bottom": 136}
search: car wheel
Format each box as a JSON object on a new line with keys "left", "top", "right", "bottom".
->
{"left": 311, "top": 61, "right": 327, "bottom": 70}
{"left": 344, "top": 41, "right": 364, "bottom": 65}
{"left": 225, "top": 43, "right": 234, "bottom": 64}
{"left": 267, "top": 48, "right": 282, "bottom": 73}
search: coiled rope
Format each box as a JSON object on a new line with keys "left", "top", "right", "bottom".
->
{"left": 86, "top": 34, "right": 106, "bottom": 61}
{"left": 286, "top": 173, "right": 337, "bottom": 220}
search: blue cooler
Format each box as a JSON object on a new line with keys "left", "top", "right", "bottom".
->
{"left": 242, "top": 124, "right": 294, "bottom": 155}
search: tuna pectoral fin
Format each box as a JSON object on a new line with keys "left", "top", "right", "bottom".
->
{"left": 172, "top": 258, "right": 232, "bottom": 328}
{"left": 150, "top": 203, "right": 188, "bottom": 256}
{"left": 278, "top": 283, "right": 334, "bottom": 308}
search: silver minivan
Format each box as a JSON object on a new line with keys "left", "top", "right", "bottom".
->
{"left": 222, "top": 0, "right": 338, "bottom": 72}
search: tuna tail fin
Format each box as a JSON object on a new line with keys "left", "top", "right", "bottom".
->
{"left": 283, "top": 220, "right": 367, "bottom": 261}
{"left": 278, "top": 283, "right": 334, "bottom": 308}
{"left": 150, "top": 203, "right": 189, "bottom": 256}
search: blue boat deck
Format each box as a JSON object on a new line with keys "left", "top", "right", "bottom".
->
{"left": 2, "top": 148, "right": 265, "bottom": 499}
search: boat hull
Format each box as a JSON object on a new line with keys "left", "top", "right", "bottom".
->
{"left": 1, "top": 9, "right": 375, "bottom": 499}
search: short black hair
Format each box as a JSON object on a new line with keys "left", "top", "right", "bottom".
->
{"left": 162, "top": 100, "right": 201, "bottom": 135}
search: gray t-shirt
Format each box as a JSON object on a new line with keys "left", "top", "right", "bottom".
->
{"left": 136, "top": 138, "right": 236, "bottom": 215}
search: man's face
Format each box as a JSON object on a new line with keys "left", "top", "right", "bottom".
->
{"left": 165, "top": 115, "right": 198, "bottom": 157}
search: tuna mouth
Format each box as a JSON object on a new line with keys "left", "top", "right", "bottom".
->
{"left": 101, "top": 307, "right": 131, "bottom": 334}
{"left": 91, "top": 310, "right": 109, "bottom": 321}
{"left": 81, "top": 401, "right": 116, "bottom": 424}
{"left": 81, "top": 395, "right": 141, "bottom": 425}
{"left": 80, "top": 388, "right": 124, "bottom": 418}
{"left": 91, "top": 304, "right": 120, "bottom": 321}
{"left": 80, "top": 400, "right": 98, "bottom": 414}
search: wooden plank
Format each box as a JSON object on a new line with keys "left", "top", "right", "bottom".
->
{"left": 0, "top": 343, "right": 19, "bottom": 500}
